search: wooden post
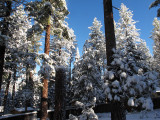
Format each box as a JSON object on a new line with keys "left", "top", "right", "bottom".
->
{"left": 54, "top": 67, "right": 66, "bottom": 120}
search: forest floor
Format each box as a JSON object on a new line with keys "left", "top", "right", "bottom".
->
{"left": 97, "top": 109, "right": 160, "bottom": 120}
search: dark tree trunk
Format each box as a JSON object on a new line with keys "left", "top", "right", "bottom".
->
{"left": 111, "top": 102, "right": 126, "bottom": 120}
{"left": 0, "top": 45, "right": 5, "bottom": 92}
{"left": 54, "top": 67, "right": 66, "bottom": 120}
{"left": 69, "top": 54, "right": 72, "bottom": 82}
{"left": 0, "top": 1, "right": 12, "bottom": 93}
{"left": 103, "top": 0, "right": 116, "bottom": 66}
{"left": 12, "top": 68, "right": 16, "bottom": 101}
{"left": 3, "top": 72, "right": 11, "bottom": 113}
{"left": 29, "top": 71, "right": 34, "bottom": 85}
{"left": 25, "top": 66, "right": 30, "bottom": 112}
{"left": 103, "top": 0, "right": 126, "bottom": 120}
{"left": 59, "top": 46, "right": 62, "bottom": 56}
{"left": 40, "top": 19, "right": 50, "bottom": 120}
{"left": 26, "top": 66, "right": 30, "bottom": 86}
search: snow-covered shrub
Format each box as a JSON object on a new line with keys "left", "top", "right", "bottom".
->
{"left": 69, "top": 101, "right": 98, "bottom": 120}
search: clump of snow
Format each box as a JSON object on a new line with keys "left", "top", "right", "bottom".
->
{"left": 108, "top": 93, "right": 112, "bottom": 101}
{"left": 108, "top": 71, "right": 114, "bottom": 80}
{"left": 69, "top": 114, "right": 78, "bottom": 120}
{"left": 79, "top": 108, "right": 98, "bottom": 120}
{"left": 142, "top": 98, "right": 153, "bottom": 111}
{"left": 112, "top": 80, "right": 120, "bottom": 87}
{"left": 121, "top": 72, "right": 127, "bottom": 78}
{"left": 128, "top": 98, "right": 135, "bottom": 106}
{"left": 74, "top": 101, "right": 84, "bottom": 108}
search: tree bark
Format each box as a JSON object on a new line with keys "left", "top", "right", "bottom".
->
{"left": 12, "top": 68, "right": 16, "bottom": 101}
{"left": 103, "top": 0, "right": 126, "bottom": 120}
{"left": 40, "top": 17, "right": 50, "bottom": 120}
{"left": 111, "top": 102, "right": 126, "bottom": 120}
{"left": 103, "top": 0, "right": 116, "bottom": 66}
{"left": 69, "top": 54, "right": 72, "bottom": 82}
{"left": 54, "top": 67, "right": 66, "bottom": 120}
{"left": 0, "top": 1, "right": 12, "bottom": 93}
{"left": 0, "top": 45, "right": 5, "bottom": 92}
{"left": 3, "top": 72, "right": 11, "bottom": 113}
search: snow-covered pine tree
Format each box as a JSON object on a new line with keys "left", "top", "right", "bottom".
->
{"left": 50, "top": 23, "right": 76, "bottom": 67}
{"left": 88, "top": 17, "right": 106, "bottom": 76}
{"left": 71, "top": 18, "right": 106, "bottom": 106}
{"left": 151, "top": 18, "right": 160, "bottom": 72}
{"left": 116, "top": 3, "right": 152, "bottom": 74}
{"left": 26, "top": 0, "right": 69, "bottom": 118}
{"left": 69, "top": 47, "right": 81, "bottom": 105}
{"left": 0, "top": 0, "right": 12, "bottom": 93}
{"left": 49, "top": 21, "right": 77, "bottom": 107}
{"left": 3, "top": 5, "right": 34, "bottom": 112}
{"left": 104, "top": 3, "right": 157, "bottom": 112}
{"left": 115, "top": 3, "right": 140, "bottom": 50}
{"left": 0, "top": 0, "right": 26, "bottom": 94}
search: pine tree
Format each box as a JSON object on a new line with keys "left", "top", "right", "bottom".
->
{"left": 103, "top": 4, "right": 158, "bottom": 117}
{"left": 151, "top": 18, "right": 160, "bottom": 72}
{"left": 71, "top": 18, "right": 106, "bottom": 106}
{"left": 116, "top": 3, "right": 152, "bottom": 73}
{"left": 26, "top": 0, "right": 69, "bottom": 119}
{"left": 115, "top": 3, "right": 140, "bottom": 50}
{"left": 0, "top": 0, "right": 12, "bottom": 93}
{"left": 4, "top": 5, "right": 33, "bottom": 111}
{"left": 88, "top": 17, "right": 106, "bottom": 76}
{"left": 71, "top": 38, "right": 103, "bottom": 106}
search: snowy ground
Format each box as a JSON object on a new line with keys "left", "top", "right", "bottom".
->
{"left": 97, "top": 109, "right": 160, "bottom": 120}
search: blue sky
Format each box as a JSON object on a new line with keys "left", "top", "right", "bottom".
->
{"left": 66, "top": 0, "right": 158, "bottom": 56}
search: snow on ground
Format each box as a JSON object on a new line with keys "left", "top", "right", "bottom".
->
{"left": 97, "top": 109, "right": 160, "bottom": 120}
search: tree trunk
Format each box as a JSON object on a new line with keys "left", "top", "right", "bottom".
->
{"left": 0, "top": 1, "right": 12, "bottom": 93}
{"left": 69, "top": 54, "right": 72, "bottom": 82}
{"left": 0, "top": 45, "right": 5, "bottom": 93}
{"left": 103, "top": 0, "right": 116, "bottom": 66}
{"left": 40, "top": 16, "right": 51, "bottom": 120}
{"left": 3, "top": 72, "right": 11, "bottom": 113}
{"left": 111, "top": 102, "right": 126, "bottom": 120}
{"left": 103, "top": 0, "right": 126, "bottom": 120}
{"left": 54, "top": 67, "right": 66, "bottom": 120}
{"left": 12, "top": 68, "right": 16, "bottom": 101}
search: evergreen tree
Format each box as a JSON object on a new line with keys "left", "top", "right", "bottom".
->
{"left": 26, "top": 0, "right": 69, "bottom": 119}
{"left": 103, "top": 4, "right": 157, "bottom": 114}
{"left": 71, "top": 22, "right": 104, "bottom": 105}
{"left": 88, "top": 17, "right": 106, "bottom": 75}
{"left": 115, "top": 3, "right": 152, "bottom": 72}
{"left": 4, "top": 4, "right": 33, "bottom": 111}
{"left": 151, "top": 18, "right": 160, "bottom": 72}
